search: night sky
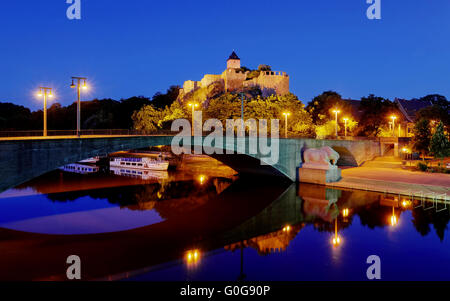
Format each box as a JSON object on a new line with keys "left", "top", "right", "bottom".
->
{"left": 1, "top": 0, "right": 450, "bottom": 110}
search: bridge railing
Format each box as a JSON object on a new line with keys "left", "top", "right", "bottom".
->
{"left": 0, "top": 129, "right": 391, "bottom": 142}
{"left": 0, "top": 129, "right": 159, "bottom": 137}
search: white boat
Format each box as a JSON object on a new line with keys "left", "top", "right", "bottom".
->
{"left": 79, "top": 156, "right": 100, "bottom": 164}
{"left": 110, "top": 166, "right": 169, "bottom": 180}
{"left": 59, "top": 163, "right": 100, "bottom": 174}
{"left": 110, "top": 156, "right": 169, "bottom": 171}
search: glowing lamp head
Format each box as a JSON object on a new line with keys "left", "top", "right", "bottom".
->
{"left": 37, "top": 92, "right": 43, "bottom": 97}
{"left": 282, "top": 112, "right": 291, "bottom": 117}
{"left": 343, "top": 117, "right": 349, "bottom": 122}
{"left": 390, "top": 115, "right": 397, "bottom": 120}
{"left": 282, "top": 225, "right": 291, "bottom": 232}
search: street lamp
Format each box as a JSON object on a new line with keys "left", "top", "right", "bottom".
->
{"left": 70, "top": 77, "right": 88, "bottom": 137}
{"left": 343, "top": 117, "right": 349, "bottom": 137}
{"left": 332, "top": 109, "right": 340, "bottom": 138}
{"left": 282, "top": 112, "right": 291, "bottom": 138}
{"left": 188, "top": 102, "right": 199, "bottom": 136}
{"left": 37, "top": 87, "right": 53, "bottom": 137}
{"left": 390, "top": 115, "right": 397, "bottom": 137}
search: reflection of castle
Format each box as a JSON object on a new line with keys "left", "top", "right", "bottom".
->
{"left": 178, "top": 51, "right": 289, "bottom": 101}
{"left": 225, "top": 225, "right": 302, "bottom": 255}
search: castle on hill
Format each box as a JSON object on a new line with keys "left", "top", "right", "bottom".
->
{"left": 177, "top": 51, "right": 290, "bottom": 102}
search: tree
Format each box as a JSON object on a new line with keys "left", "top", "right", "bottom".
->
{"left": 257, "top": 64, "right": 272, "bottom": 71}
{"left": 315, "top": 121, "right": 339, "bottom": 139}
{"left": 0, "top": 102, "right": 32, "bottom": 130}
{"left": 429, "top": 121, "right": 450, "bottom": 164}
{"left": 413, "top": 118, "right": 431, "bottom": 160}
{"left": 416, "top": 94, "right": 450, "bottom": 127}
{"left": 151, "top": 85, "right": 180, "bottom": 109}
{"left": 306, "top": 91, "right": 351, "bottom": 125}
{"left": 357, "top": 94, "right": 399, "bottom": 137}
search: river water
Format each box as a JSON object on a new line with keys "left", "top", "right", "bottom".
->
{"left": 0, "top": 156, "right": 450, "bottom": 281}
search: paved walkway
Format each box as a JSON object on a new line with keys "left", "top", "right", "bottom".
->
{"left": 327, "top": 166, "right": 450, "bottom": 201}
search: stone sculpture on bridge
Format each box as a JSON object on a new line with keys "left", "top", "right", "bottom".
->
{"left": 302, "top": 146, "right": 340, "bottom": 170}
{"left": 298, "top": 146, "right": 342, "bottom": 185}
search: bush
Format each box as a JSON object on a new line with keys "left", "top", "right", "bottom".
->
{"left": 417, "top": 162, "right": 428, "bottom": 172}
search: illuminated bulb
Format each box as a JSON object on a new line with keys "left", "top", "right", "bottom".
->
{"left": 282, "top": 225, "right": 291, "bottom": 232}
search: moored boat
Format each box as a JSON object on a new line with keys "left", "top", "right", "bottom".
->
{"left": 110, "top": 156, "right": 169, "bottom": 171}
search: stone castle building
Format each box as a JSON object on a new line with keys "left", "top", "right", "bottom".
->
{"left": 178, "top": 51, "right": 290, "bottom": 102}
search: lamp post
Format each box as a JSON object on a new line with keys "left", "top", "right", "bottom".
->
{"left": 37, "top": 87, "right": 53, "bottom": 137}
{"left": 343, "top": 117, "right": 349, "bottom": 137}
{"left": 282, "top": 112, "right": 290, "bottom": 138}
{"left": 390, "top": 115, "right": 397, "bottom": 137}
{"left": 332, "top": 109, "right": 340, "bottom": 138}
{"left": 70, "top": 77, "right": 88, "bottom": 137}
{"left": 188, "top": 102, "right": 199, "bottom": 136}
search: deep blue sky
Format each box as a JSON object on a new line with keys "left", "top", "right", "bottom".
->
{"left": 1, "top": 0, "right": 450, "bottom": 110}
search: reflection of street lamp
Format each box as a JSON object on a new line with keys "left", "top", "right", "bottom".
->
{"left": 343, "top": 117, "right": 349, "bottom": 137}
{"left": 282, "top": 112, "right": 290, "bottom": 138}
{"left": 332, "top": 109, "right": 340, "bottom": 138}
{"left": 342, "top": 208, "right": 349, "bottom": 218}
{"left": 186, "top": 249, "right": 201, "bottom": 266}
{"left": 282, "top": 225, "right": 291, "bottom": 232}
{"left": 390, "top": 206, "right": 398, "bottom": 227}
{"left": 390, "top": 115, "right": 397, "bottom": 137}
{"left": 332, "top": 219, "right": 342, "bottom": 247}
{"left": 70, "top": 77, "right": 88, "bottom": 137}
{"left": 188, "top": 102, "right": 199, "bottom": 136}
{"left": 37, "top": 87, "right": 53, "bottom": 137}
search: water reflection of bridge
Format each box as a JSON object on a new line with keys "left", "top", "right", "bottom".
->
{"left": 0, "top": 179, "right": 448, "bottom": 280}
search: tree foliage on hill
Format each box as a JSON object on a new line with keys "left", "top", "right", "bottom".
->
{"left": 133, "top": 92, "right": 315, "bottom": 137}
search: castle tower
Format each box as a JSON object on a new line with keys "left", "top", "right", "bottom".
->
{"left": 226, "top": 51, "right": 241, "bottom": 69}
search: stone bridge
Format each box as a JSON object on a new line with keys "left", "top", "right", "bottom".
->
{"left": 0, "top": 136, "right": 381, "bottom": 192}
